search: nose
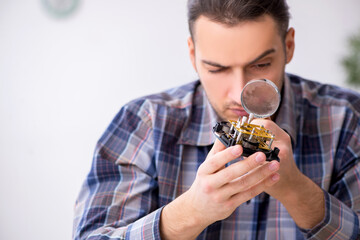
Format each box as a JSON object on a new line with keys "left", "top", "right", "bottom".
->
{"left": 228, "top": 69, "right": 247, "bottom": 104}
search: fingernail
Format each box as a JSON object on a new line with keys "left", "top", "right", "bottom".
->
{"left": 272, "top": 173, "right": 280, "bottom": 181}
{"left": 269, "top": 162, "right": 278, "bottom": 171}
{"left": 231, "top": 146, "right": 241, "bottom": 156}
{"left": 255, "top": 153, "right": 265, "bottom": 163}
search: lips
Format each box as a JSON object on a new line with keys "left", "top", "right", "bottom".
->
{"left": 229, "top": 108, "right": 248, "bottom": 117}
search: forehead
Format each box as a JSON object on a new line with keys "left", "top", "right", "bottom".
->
{"left": 193, "top": 15, "right": 282, "bottom": 65}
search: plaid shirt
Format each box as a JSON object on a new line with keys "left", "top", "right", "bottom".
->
{"left": 73, "top": 74, "right": 360, "bottom": 240}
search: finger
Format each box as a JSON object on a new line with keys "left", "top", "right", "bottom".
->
{"left": 208, "top": 152, "right": 267, "bottom": 189}
{"left": 201, "top": 144, "right": 243, "bottom": 175}
{"left": 218, "top": 160, "right": 280, "bottom": 198}
{"left": 227, "top": 172, "right": 281, "bottom": 206}
{"left": 208, "top": 139, "right": 227, "bottom": 156}
{"left": 265, "top": 173, "right": 280, "bottom": 187}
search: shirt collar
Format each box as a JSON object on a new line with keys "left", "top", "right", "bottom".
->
{"left": 177, "top": 83, "right": 218, "bottom": 146}
{"left": 274, "top": 74, "right": 299, "bottom": 147}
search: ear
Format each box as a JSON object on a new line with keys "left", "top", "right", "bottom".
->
{"left": 187, "top": 36, "right": 197, "bottom": 72}
{"left": 284, "top": 28, "right": 295, "bottom": 64}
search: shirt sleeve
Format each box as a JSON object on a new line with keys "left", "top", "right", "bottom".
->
{"left": 299, "top": 177, "right": 360, "bottom": 239}
{"left": 299, "top": 114, "right": 360, "bottom": 240}
{"left": 73, "top": 101, "right": 163, "bottom": 240}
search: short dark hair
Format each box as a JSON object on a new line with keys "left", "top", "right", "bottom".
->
{"left": 187, "top": 0, "right": 290, "bottom": 40}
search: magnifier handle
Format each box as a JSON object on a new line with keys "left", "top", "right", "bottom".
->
{"left": 248, "top": 113, "right": 254, "bottom": 124}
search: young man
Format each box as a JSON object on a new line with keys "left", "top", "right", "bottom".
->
{"left": 73, "top": 1, "right": 360, "bottom": 239}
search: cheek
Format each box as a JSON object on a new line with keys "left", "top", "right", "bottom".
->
{"left": 256, "top": 67, "right": 283, "bottom": 92}
{"left": 272, "top": 58, "right": 286, "bottom": 81}
{"left": 197, "top": 70, "right": 228, "bottom": 100}
{"left": 201, "top": 76, "right": 227, "bottom": 100}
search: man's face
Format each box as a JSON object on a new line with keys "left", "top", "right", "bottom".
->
{"left": 188, "top": 15, "right": 295, "bottom": 121}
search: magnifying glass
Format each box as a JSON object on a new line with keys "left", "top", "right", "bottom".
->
{"left": 240, "top": 79, "right": 281, "bottom": 122}
{"left": 212, "top": 78, "right": 281, "bottom": 161}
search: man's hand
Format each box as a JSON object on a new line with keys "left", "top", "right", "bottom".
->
{"left": 251, "top": 118, "right": 325, "bottom": 230}
{"left": 160, "top": 139, "right": 280, "bottom": 240}
{"left": 186, "top": 139, "right": 280, "bottom": 223}
{"left": 250, "top": 118, "right": 301, "bottom": 198}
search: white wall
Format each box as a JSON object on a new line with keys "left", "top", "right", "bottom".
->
{"left": 0, "top": 1, "right": 359, "bottom": 239}
{"left": 286, "top": 0, "right": 360, "bottom": 87}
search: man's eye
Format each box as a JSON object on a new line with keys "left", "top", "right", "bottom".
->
{"left": 252, "top": 63, "right": 271, "bottom": 70}
{"left": 208, "top": 68, "right": 227, "bottom": 73}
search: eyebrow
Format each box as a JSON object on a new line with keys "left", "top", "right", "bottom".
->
{"left": 202, "top": 60, "right": 228, "bottom": 68}
{"left": 202, "top": 48, "right": 276, "bottom": 68}
{"left": 247, "top": 48, "right": 276, "bottom": 66}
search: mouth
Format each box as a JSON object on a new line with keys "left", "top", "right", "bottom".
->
{"left": 229, "top": 108, "right": 249, "bottom": 118}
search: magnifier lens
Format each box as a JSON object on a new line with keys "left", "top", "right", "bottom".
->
{"left": 241, "top": 79, "right": 280, "bottom": 118}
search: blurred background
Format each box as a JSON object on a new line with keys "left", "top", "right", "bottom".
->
{"left": 1, "top": 0, "right": 360, "bottom": 239}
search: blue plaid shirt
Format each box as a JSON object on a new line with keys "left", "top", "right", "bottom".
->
{"left": 73, "top": 74, "right": 360, "bottom": 239}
